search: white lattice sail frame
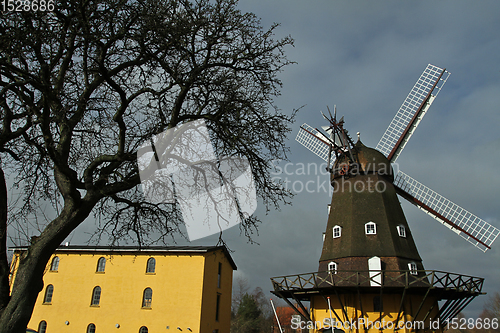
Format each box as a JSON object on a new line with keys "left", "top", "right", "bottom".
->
{"left": 376, "top": 64, "right": 451, "bottom": 162}
{"left": 296, "top": 123, "right": 331, "bottom": 162}
{"left": 394, "top": 171, "right": 500, "bottom": 252}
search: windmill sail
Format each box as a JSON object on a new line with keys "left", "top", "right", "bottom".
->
{"left": 296, "top": 123, "right": 332, "bottom": 162}
{"left": 394, "top": 171, "right": 500, "bottom": 252}
{"left": 376, "top": 64, "right": 450, "bottom": 162}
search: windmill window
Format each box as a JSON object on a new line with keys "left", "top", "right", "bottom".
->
{"left": 333, "top": 225, "right": 342, "bottom": 238}
{"left": 328, "top": 261, "right": 337, "bottom": 274}
{"left": 365, "top": 222, "right": 377, "bottom": 235}
{"left": 397, "top": 225, "right": 406, "bottom": 237}
{"left": 87, "top": 323, "right": 96, "bottom": 333}
{"left": 408, "top": 262, "right": 418, "bottom": 275}
{"left": 91, "top": 286, "right": 101, "bottom": 306}
{"left": 38, "top": 321, "right": 47, "bottom": 333}
{"left": 142, "top": 288, "right": 153, "bottom": 308}
{"left": 146, "top": 258, "right": 156, "bottom": 273}
{"left": 96, "top": 257, "right": 106, "bottom": 272}
{"left": 44, "top": 284, "right": 54, "bottom": 304}
{"left": 217, "top": 262, "right": 222, "bottom": 288}
{"left": 139, "top": 326, "right": 148, "bottom": 333}
{"left": 50, "top": 256, "right": 59, "bottom": 271}
{"left": 215, "top": 293, "right": 221, "bottom": 322}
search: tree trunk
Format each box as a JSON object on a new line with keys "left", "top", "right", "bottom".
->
{"left": 0, "top": 195, "right": 99, "bottom": 333}
{"left": 0, "top": 167, "right": 11, "bottom": 313}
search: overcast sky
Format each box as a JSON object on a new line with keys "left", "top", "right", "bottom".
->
{"left": 66, "top": 0, "right": 500, "bottom": 318}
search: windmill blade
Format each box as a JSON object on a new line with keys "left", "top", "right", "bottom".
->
{"left": 376, "top": 64, "right": 451, "bottom": 162}
{"left": 296, "top": 123, "right": 332, "bottom": 162}
{"left": 394, "top": 171, "right": 500, "bottom": 252}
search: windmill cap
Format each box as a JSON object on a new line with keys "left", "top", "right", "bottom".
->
{"left": 334, "top": 140, "right": 394, "bottom": 180}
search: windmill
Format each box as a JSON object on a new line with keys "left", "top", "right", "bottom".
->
{"left": 296, "top": 64, "right": 499, "bottom": 252}
{"left": 270, "top": 64, "right": 498, "bottom": 332}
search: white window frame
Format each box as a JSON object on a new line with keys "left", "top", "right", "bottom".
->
{"left": 333, "top": 225, "right": 342, "bottom": 238}
{"left": 50, "top": 256, "right": 59, "bottom": 271}
{"left": 408, "top": 262, "right": 418, "bottom": 275}
{"left": 142, "top": 287, "right": 153, "bottom": 308}
{"left": 365, "top": 222, "right": 377, "bottom": 235}
{"left": 397, "top": 225, "right": 406, "bottom": 238}
{"left": 38, "top": 321, "right": 47, "bottom": 333}
{"left": 146, "top": 258, "right": 156, "bottom": 273}
{"left": 91, "top": 286, "right": 101, "bottom": 306}
{"left": 96, "top": 257, "right": 106, "bottom": 272}
{"left": 87, "top": 323, "right": 96, "bottom": 333}
{"left": 327, "top": 261, "right": 337, "bottom": 274}
{"left": 44, "top": 285, "right": 54, "bottom": 304}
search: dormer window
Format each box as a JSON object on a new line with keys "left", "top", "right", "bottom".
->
{"left": 365, "top": 222, "right": 376, "bottom": 235}
{"left": 408, "top": 262, "right": 418, "bottom": 275}
{"left": 328, "top": 261, "right": 337, "bottom": 274}
{"left": 333, "top": 225, "right": 342, "bottom": 238}
{"left": 397, "top": 225, "right": 406, "bottom": 238}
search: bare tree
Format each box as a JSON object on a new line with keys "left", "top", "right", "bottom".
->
{"left": 473, "top": 293, "right": 500, "bottom": 333}
{"left": 484, "top": 293, "right": 500, "bottom": 322}
{"left": 0, "top": 0, "right": 295, "bottom": 331}
{"left": 446, "top": 294, "right": 500, "bottom": 333}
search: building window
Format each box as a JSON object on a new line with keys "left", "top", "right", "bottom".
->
{"left": 146, "top": 258, "right": 156, "bottom": 273}
{"left": 50, "top": 256, "right": 59, "bottom": 271}
{"left": 408, "top": 262, "right": 418, "bottom": 275}
{"left": 87, "top": 323, "right": 96, "bottom": 333}
{"left": 38, "top": 321, "right": 47, "bottom": 333}
{"left": 44, "top": 285, "right": 54, "bottom": 304}
{"left": 142, "top": 288, "right": 152, "bottom": 308}
{"left": 328, "top": 261, "right": 337, "bottom": 274}
{"left": 373, "top": 296, "right": 383, "bottom": 312}
{"left": 91, "top": 286, "right": 101, "bottom": 306}
{"left": 333, "top": 225, "right": 342, "bottom": 238}
{"left": 139, "top": 326, "right": 148, "bottom": 333}
{"left": 96, "top": 257, "right": 106, "bottom": 272}
{"left": 215, "top": 293, "right": 221, "bottom": 322}
{"left": 397, "top": 225, "right": 406, "bottom": 237}
{"left": 217, "top": 262, "right": 222, "bottom": 288}
{"left": 365, "top": 222, "right": 376, "bottom": 235}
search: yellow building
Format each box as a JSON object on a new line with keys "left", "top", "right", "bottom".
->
{"left": 10, "top": 245, "right": 236, "bottom": 333}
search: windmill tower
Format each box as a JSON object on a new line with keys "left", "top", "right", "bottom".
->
{"left": 271, "top": 64, "right": 500, "bottom": 333}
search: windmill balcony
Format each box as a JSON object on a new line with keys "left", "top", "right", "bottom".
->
{"left": 271, "top": 270, "right": 484, "bottom": 329}
{"left": 271, "top": 269, "right": 483, "bottom": 295}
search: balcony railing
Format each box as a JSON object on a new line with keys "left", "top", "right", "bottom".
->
{"left": 271, "top": 270, "right": 483, "bottom": 294}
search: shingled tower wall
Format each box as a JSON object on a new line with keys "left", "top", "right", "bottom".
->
{"left": 318, "top": 140, "right": 423, "bottom": 274}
